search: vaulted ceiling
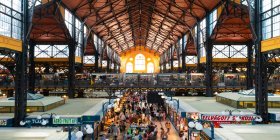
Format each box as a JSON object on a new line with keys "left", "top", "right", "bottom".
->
{"left": 62, "top": 0, "right": 223, "bottom": 54}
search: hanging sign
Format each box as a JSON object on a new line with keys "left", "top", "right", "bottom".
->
{"left": 53, "top": 118, "right": 79, "bottom": 125}
{"left": 201, "top": 114, "right": 258, "bottom": 122}
{"left": 201, "top": 114, "right": 261, "bottom": 128}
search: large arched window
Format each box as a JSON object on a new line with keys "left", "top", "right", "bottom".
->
{"left": 147, "top": 62, "right": 154, "bottom": 73}
{"left": 126, "top": 62, "right": 133, "bottom": 73}
{"left": 135, "top": 54, "right": 145, "bottom": 70}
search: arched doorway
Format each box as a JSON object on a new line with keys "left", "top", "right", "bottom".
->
{"left": 147, "top": 62, "right": 154, "bottom": 73}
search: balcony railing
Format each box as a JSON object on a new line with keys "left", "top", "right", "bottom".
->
{"left": 0, "top": 73, "right": 279, "bottom": 90}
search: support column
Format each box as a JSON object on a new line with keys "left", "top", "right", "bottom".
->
{"left": 205, "top": 41, "right": 213, "bottom": 97}
{"left": 113, "top": 62, "right": 117, "bottom": 73}
{"left": 117, "top": 64, "right": 120, "bottom": 73}
{"left": 81, "top": 23, "right": 85, "bottom": 71}
{"left": 196, "top": 22, "right": 202, "bottom": 73}
{"left": 181, "top": 36, "right": 186, "bottom": 73}
{"left": 44, "top": 64, "right": 50, "bottom": 73}
{"left": 256, "top": 52, "right": 269, "bottom": 123}
{"left": 255, "top": 0, "right": 268, "bottom": 123}
{"left": 68, "top": 11, "right": 76, "bottom": 99}
{"left": 170, "top": 48, "right": 174, "bottom": 72}
{"left": 246, "top": 42, "right": 253, "bottom": 89}
{"left": 163, "top": 62, "right": 167, "bottom": 73}
{"left": 94, "top": 52, "right": 99, "bottom": 72}
{"left": 14, "top": 52, "right": 28, "bottom": 126}
{"left": 106, "top": 58, "right": 110, "bottom": 73}
{"left": 205, "top": 13, "right": 213, "bottom": 97}
{"left": 14, "top": 0, "right": 28, "bottom": 126}
{"left": 232, "top": 64, "right": 237, "bottom": 73}
{"left": 28, "top": 41, "right": 36, "bottom": 94}
{"left": 68, "top": 41, "right": 76, "bottom": 99}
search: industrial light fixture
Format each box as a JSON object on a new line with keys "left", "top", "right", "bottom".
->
{"left": 188, "top": 121, "right": 203, "bottom": 131}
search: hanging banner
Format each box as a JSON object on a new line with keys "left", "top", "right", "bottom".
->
{"left": 201, "top": 114, "right": 260, "bottom": 121}
{"left": 201, "top": 114, "right": 261, "bottom": 127}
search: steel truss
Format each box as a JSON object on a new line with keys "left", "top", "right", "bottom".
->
{"left": 60, "top": 0, "right": 223, "bottom": 54}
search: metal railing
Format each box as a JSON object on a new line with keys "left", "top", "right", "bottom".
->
{"left": 0, "top": 72, "right": 279, "bottom": 90}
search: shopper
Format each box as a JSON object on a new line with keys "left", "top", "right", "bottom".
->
{"left": 165, "top": 122, "right": 171, "bottom": 134}
{"left": 142, "top": 133, "right": 148, "bottom": 140}
{"left": 111, "top": 123, "right": 120, "bottom": 140}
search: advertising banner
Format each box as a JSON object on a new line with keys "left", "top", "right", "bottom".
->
{"left": 0, "top": 119, "right": 13, "bottom": 127}
{"left": 201, "top": 114, "right": 261, "bottom": 127}
{"left": 26, "top": 118, "right": 49, "bottom": 126}
{"left": 201, "top": 115, "right": 257, "bottom": 121}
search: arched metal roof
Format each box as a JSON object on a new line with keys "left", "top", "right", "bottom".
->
{"left": 211, "top": 1, "right": 253, "bottom": 43}
{"left": 61, "top": 0, "right": 223, "bottom": 54}
{"left": 30, "top": 2, "right": 71, "bottom": 44}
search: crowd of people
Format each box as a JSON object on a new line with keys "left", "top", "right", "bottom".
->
{"left": 100, "top": 92, "right": 174, "bottom": 140}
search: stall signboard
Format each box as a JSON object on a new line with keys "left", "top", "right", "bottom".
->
{"left": 269, "top": 113, "right": 280, "bottom": 121}
{"left": 0, "top": 120, "right": 7, "bottom": 126}
{"left": 0, "top": 118, "right": 13, "bottom": 127}
{"left": 201, "top": 114, "right": 260, "bottom": 127}
{"left": 82, "top": 115, "right": 100, "bottom": 124}
{"left": 25, "top": 118, "right": 50, "bottom": 126}
{"left": 53, "top": 118, "right": 79, "bottom": 125}
{"left": 187, "top": 112, "right": 200, "bottom": 120}
{"left": 275, "top": 113, "right": 280, "bottom": 121}
{"left": 201, "top": 115, "right": 258, "bottom": 121}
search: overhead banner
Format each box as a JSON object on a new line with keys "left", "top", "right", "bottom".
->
{"left": 201, "top": 114, "right": 261, "bottom": 127}
{"left": 201, "top": 115, "right": 258, "bottom": 122}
